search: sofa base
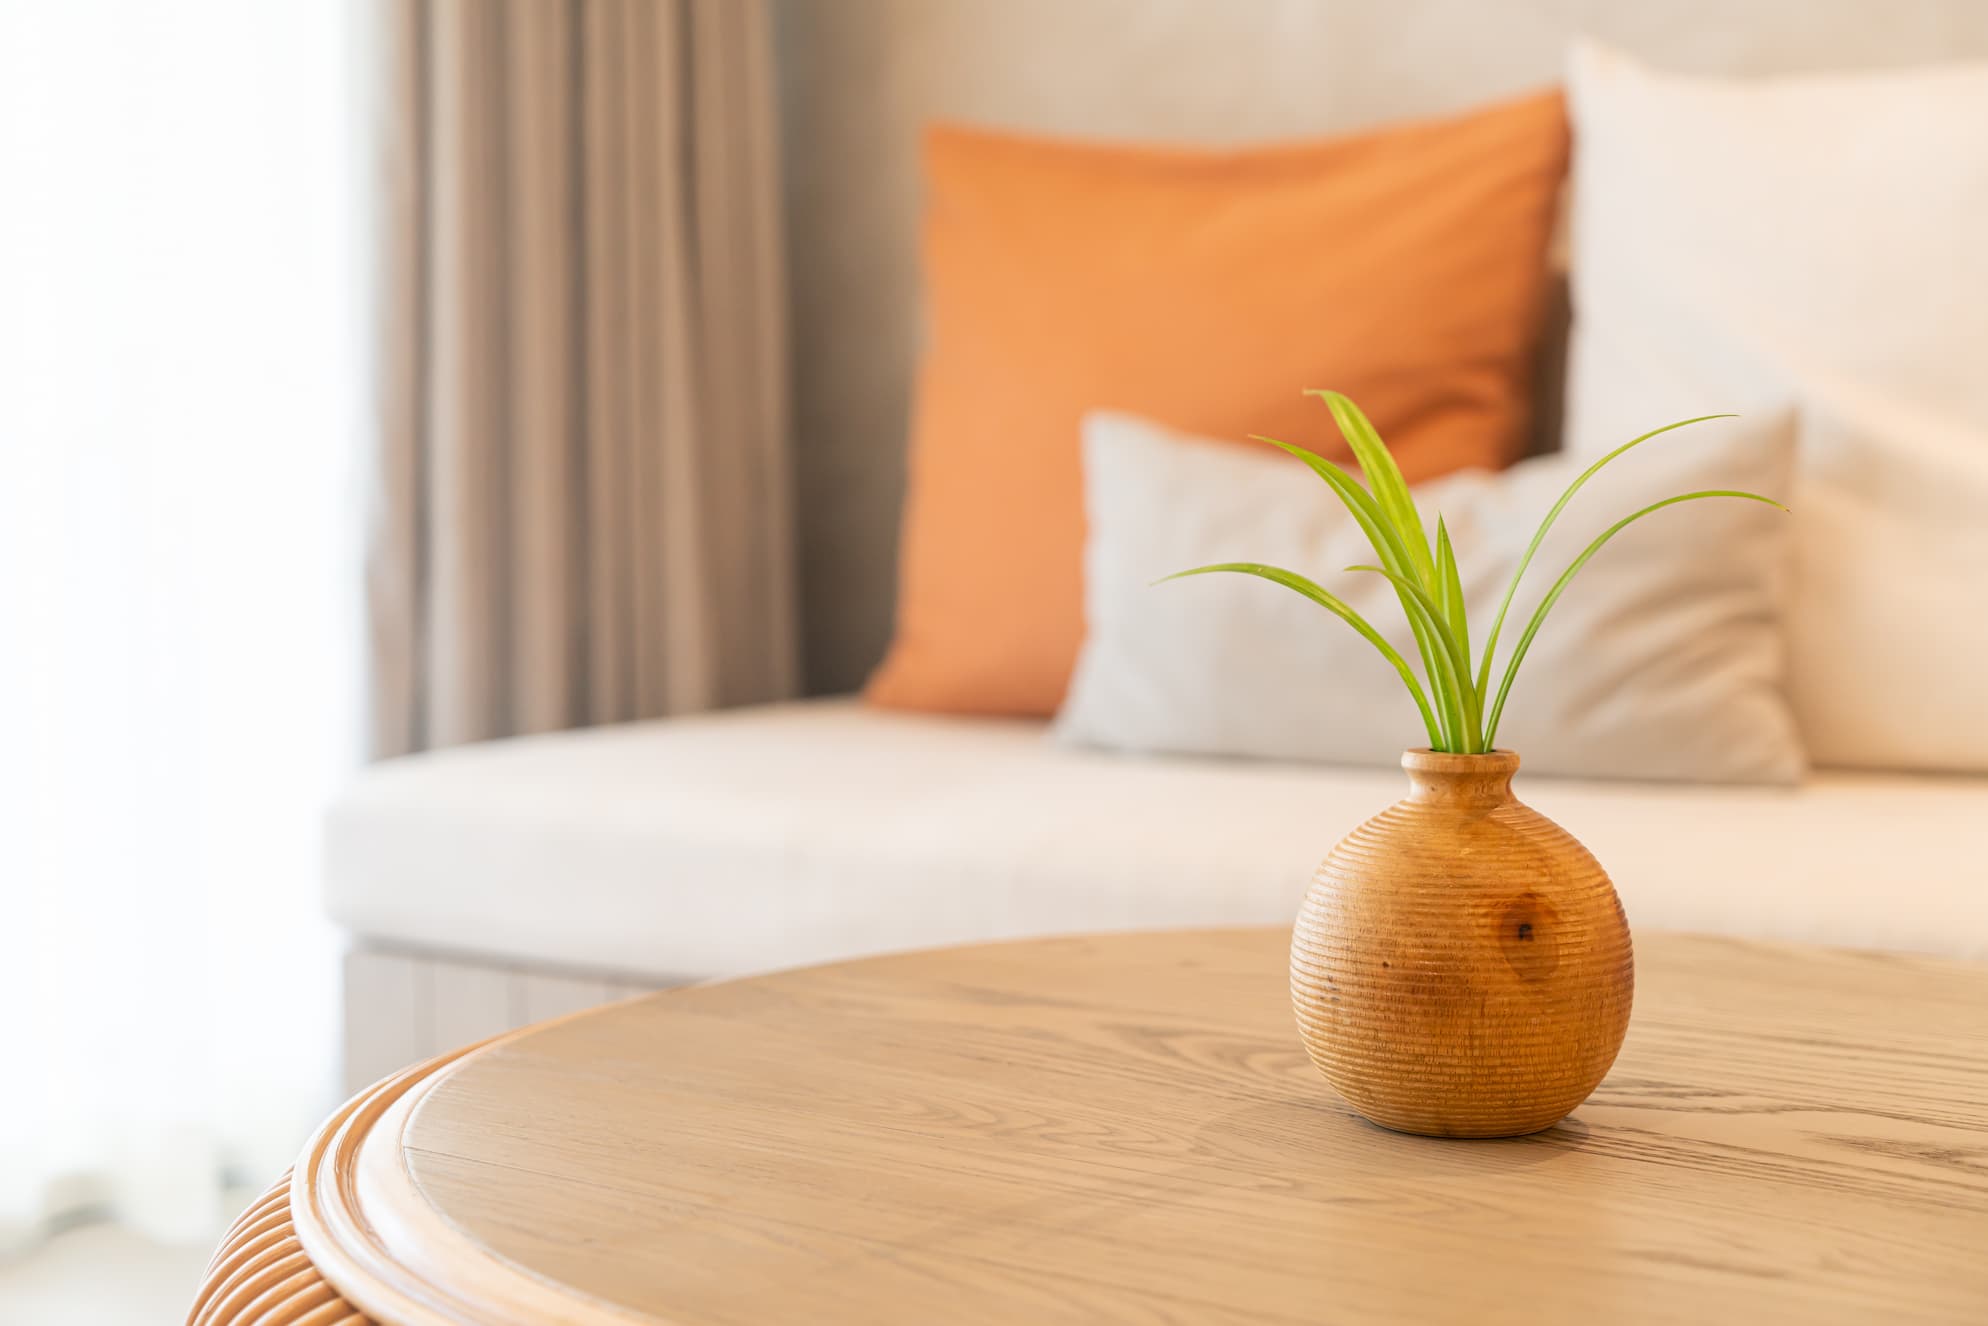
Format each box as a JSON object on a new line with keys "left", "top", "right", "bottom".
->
{"left": 340, "top": 941, "right": 670, "bottom": 1096}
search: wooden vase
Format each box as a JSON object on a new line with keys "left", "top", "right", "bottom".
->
{"left": 1290, "top": 749, "right": 1633, "bottom": 1137}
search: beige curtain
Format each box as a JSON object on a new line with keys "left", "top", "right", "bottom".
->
{"left": 368, "top": 0, "right": 797, "bottom": 758}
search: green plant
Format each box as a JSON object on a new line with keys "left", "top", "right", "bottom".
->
{"left": 1159, "top": 391, "right": 1785, "bottom": 754}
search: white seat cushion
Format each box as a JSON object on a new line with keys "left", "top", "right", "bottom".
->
{"left": 325, "top": 699, "right": 1988, "bottom": 979}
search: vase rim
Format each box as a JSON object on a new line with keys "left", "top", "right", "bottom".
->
{"left": 1401, "top": 748, "right": 1521, "bottom": 775}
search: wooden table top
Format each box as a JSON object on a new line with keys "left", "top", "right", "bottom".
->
{"left": 270, "top": 929, "right": 1988, "bottom": 1325}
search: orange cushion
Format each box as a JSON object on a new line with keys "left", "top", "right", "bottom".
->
{"left": 867, "top": 91, "right": 1569, "bottom": 716}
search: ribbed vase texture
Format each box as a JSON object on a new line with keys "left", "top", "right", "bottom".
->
{"left": 1291, "top": 749, "right": 1633, "bottom": 1137}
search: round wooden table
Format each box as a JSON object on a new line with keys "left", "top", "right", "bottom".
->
{"left": 189, "top": 928, "right": 1988, "bottom": 1324}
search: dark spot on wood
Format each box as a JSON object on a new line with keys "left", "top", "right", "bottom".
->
{"left": 1499, "top": 892, "right": 1561, "bottom": 982}
{"left": 1380, "top": 960, "right": 1391, "bottom": 969}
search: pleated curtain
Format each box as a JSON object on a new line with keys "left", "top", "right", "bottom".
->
{"left": 370, "top": 0, "right": 797, "bottom": 757}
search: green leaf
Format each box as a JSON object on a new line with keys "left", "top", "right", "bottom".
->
{"left": 1251, "top": 434, "right": 1455, "bottom": 743}
{"left": 1307, "top": 391, "right": 1435, "bottom": 589}
{"left": 1474, "top": 413, "right": 1738, "bottom": 700}
{"left": 1251, "top": 436, "right": 1413, "bottom": 575}
{"left": 1482, "top": 490, "right": 1788, "bottom": 747}
{"left": 1435, "top": 517, "right": 1469, "bottom": 672}
{"left": 1345, "top": 564, "right": 1484, "bottom": 753}
{"left": 1155, "top": 562, "right": 1444, "bottom": 749}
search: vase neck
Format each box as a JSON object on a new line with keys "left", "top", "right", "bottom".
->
{"left": 1400, "top": 749, "right": 1520, "bottom": 807}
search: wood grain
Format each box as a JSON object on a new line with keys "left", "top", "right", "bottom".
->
{"left": 214, "top": 929, "right": 1988, "bottom": 1325}
{"left": 1292, "top": 749, "right": 1634, "bottom": 1136}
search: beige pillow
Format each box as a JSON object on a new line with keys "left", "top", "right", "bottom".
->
{"left": 1056, "top": 411, "right": 1805, "bottom": 783}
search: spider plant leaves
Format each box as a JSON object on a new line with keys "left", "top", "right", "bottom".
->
{"left": 1473, "top": 412, "right": 1738, "bottom": 699}
{"left": 1435, "top": 517, "right": 1469, "bottom": 670}
{"left": 1482, "top": 489, "right": 1788, "bottom": 746}
{"left": 1158, "top": 397, "right": 1783, "bottom": 757}
{"left": 1250, "top": 434, "right": 1454, "bottom": 740}
{"left": 1250, "top": 436, "right": 1416, "bottom": 577}
{"left": 1345, "top": 564, "right": 1483, "bottom": 753}
{"left": 1307, "top": 390, "right": 1435, "bottom": 589}
{"left": 1154, "top": 561, "right": 1444, "bottom": 749}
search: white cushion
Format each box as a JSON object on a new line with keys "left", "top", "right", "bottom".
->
{"left": 1566, "top": 42, "right": 1988, "bottom": 772}
{"left": 325, "top": 699, "right": 1988, "bottom": 977}
{"left": 1056, "top": 411, "right": 1804, "bottom": 783}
